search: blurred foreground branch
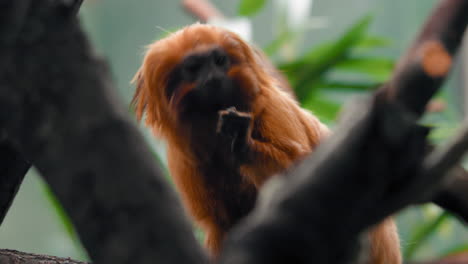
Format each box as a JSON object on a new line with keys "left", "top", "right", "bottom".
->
{"left": 219, "top": 1, "right": 468, "bottom": 263}
{"left": 0, "top": 0, "right": 207, "bottom": 264}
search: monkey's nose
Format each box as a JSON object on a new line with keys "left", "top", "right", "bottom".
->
{"left": 199, "top": 75, "right": 232, "bottom": 104}
{"left": 205, "top": 76, "right": 223, "bottom": 88}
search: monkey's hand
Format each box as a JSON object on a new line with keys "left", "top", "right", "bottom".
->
{"left": 216, "top": 107, "right": 252, "bottom": 160}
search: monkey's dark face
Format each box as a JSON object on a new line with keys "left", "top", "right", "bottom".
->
{"left": 166, "top": 46, "right": 249, "bottom": 117}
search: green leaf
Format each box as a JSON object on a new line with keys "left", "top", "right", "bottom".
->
{"left": 441, "top": 244, "right": 468, "bottom": 256}
{"left": 238, "top": 0, "right": 266, "bottom": 17}
{"left": 263, "top": 30, "right": 295, "bottom": 56}
{"left": 279, "top": 14, "right": 374, "bottom": 101}
{"left": 301, "top": 14, "right": 373, "bottom": 63}
{"left": 334, "top": 57, "right": 394, "bottom": 82}
{"left": 427, "top": 122, "right": 458, "bottom": 143}
{"left": 403, "top": 211, "right": 450, "bottom": 260}
{"left": 302, "top": 94, "right": 342, "bottom": 122}
{"left": 354, "top": 35, "right": 392, "bottom": 50}
{"left": 280, "top": 42, "right": 338, "bottom": 71}
{"left": 317, "top": 80, "right": 380, "bottom": 91}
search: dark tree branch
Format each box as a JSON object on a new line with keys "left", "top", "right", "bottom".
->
{"left": 421, "top": 123, "right": 468, "bottom": 202}
{"left": 218, "top": 1, "right": 468, "bottom": 263}
{"left": 220, "top": 98, "right": 428, "bottom": 264}
{"left": 0, "top": 137, "right": 30, "bottom": 225}
{"left": 433, "top": 165, "right": 468, "bottom": 223}
{"left": 0, "top": 0, "right": 31, "bottom": 73}
{"left": 381, "top": 0, "right": 468, "bottom": 115}
{"left": 0, "top": 249, "right": 88, "bottom": 264}
{"left": 58, "top": 0, "right": 83, "bottom": 17}
{"left": 0, "top": 1, "right": 207, "bottom": 264}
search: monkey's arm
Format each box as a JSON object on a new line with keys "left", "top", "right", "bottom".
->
{"left": 217, "top": 102, "right": 325, "bottom": 187}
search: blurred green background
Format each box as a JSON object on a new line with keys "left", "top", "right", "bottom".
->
{"left": 0, "top": 0, "right": 467, "bottom": 262}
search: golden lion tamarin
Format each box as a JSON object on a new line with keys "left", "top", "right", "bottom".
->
{"left": 132, "top": 23, "right": 401, "bottom": 263}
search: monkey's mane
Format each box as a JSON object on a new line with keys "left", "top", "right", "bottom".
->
{"left": 132, "top": 24, "right": 290, "bottom": 141}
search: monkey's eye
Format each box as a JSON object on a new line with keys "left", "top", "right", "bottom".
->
{"left": 215, "top": 55, "right": 227, "bottom": 67}
{"left": 213, "top": 50, "right": 230, "bottom": 69}
{"left": 183, "top": 58, "right": 202, "bottom": 77}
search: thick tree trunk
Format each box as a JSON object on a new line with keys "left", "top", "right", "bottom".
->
{"left": 0, "top": 1, "right": 206, "bottom": 264}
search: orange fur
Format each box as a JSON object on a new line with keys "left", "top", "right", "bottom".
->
{"left": 132, "top": 23, "right": 401, "bottom": 263}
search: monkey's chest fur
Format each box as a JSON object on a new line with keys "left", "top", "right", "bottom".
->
{"left": 188, "top": 116, "right": 257, "bottom": 231}
{"left": 198, "top": 153, "right": 257, "bottom": 231}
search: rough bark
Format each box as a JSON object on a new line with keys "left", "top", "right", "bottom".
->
{"left": 382, "top": 0, "right": 468, "bottom": 115}
{"left": 0, "top": 1, "right": 207, "bottom": 264}
{"left": 0, "top": 249, "right": 88, "bottom": 264}
{"left": 0, "top": 0, "right": 32, "bottom": 229}
{"left": 0, "top": 137, "right": 30, "bottom": 225}
{"left": 433, "top": 165, "right": 468, "bottom": 223}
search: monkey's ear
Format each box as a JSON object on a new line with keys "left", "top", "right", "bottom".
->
{"left": 131, "top": 68, "right": 148, "bottom": 122}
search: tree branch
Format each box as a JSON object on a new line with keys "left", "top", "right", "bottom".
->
{"left": 381, "top": 0, "right": 468, "bottom": 115}
{"left": 0, "top": 1, "right": 207, "bottom": 264}
{"left": 219, "top": 1, "right": 468, "bottom": 263}
{"left": 433, "top": 165, "right": 468, "bottom": 223}
{"left": 421, "top": 122, "right": 468, "bottom": 203}
{"left": 0, "top": 137, "right": 30, "bottom": 225}
{"left": 0, "top": 249, "right": 88, "bottom": 264}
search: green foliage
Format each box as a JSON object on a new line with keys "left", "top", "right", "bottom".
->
{"left": 238, "top": 0, "right": 266, "bottom": 17}
{"left": 397, "top": 90, "right": 467, "bottom": 261}
{"left": 263, "top": 30, "right": 295, "bottom": 56}
{"left": 398, "top": 204, "right": 468, "bottom": 260}
{"left": 261, "top": 3, "right": 467, "bottom": 261}
{"left": 279, "top": 15, "right": 374, "bottom": 94}
{"left": 404, "top": 212, "right": 450, "bottom": 259}
{"left": 442, "top": 244, "right": 468, "bottom": 256}
{"left": 271, "top": 15, "right": 393, "bottom": 122}
{"left": 334, "top": 57, "right": 394, "bottom": 82}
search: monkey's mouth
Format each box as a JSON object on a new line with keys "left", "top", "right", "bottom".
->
{"left": 181, "top": 92, "right": 229, "bottom": 113}
{"left": 174, "top": 78, "right": 251, "bottom": 117}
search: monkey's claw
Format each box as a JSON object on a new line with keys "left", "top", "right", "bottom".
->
{"left": 217, "top": 108, "right": 252, "bottom": 158}
{"left": 216, "top": 107, "right": 251, "bottom": 138}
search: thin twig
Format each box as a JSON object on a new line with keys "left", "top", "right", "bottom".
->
{"left": 181, "top": 0, "right": 224, "bottom": 22}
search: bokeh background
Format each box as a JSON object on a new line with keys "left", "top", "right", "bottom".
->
{"left": 0, "top": 0, "right": 467, "bottom": 262}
